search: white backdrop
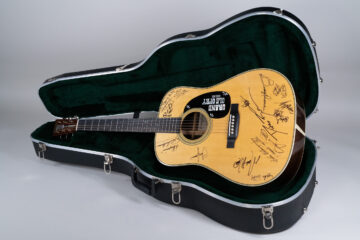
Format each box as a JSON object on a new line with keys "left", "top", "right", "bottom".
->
{"left": 1, "top": 1, "right": 360, "bottom": 239}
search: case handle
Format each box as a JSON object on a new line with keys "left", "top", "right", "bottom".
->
{"left": 131, "top": 167, "right": 158, "bottom": 196}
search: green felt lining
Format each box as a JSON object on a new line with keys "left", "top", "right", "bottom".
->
{"left": 39, "top": 15, "right": 318, "bottom": 117}
{"left": 32, "top": 14, "right": 318, "bottom": 204}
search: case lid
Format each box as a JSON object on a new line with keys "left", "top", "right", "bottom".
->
{"left": 38, "top": 7, "right": 320, "bottom": 119}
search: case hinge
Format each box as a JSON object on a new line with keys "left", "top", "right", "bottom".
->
{"left": 171, "top": 182, "right": 182, "bottom": 205}
{"left": 38, "top": 142, "right": 47, "bottom": 159}
{"left": 262, "top": 205, "right": 274, "bottom": 230}
{"left": 103, "top": 154, "right": 113, "bottom": 175}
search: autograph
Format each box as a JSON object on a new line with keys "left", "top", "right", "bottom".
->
{"left": 157, "top": 138, "right": 179, "bottom": 153}
{"left": 273, "top": 84, "right": 287, "bottom": 98}
{"left": 279, "top": 101, "right": 294, "bottom": 114}
{"left": 191, "top": 147, "right": 208, "bottom": 162}
{"left": 160, "top": 89, "right": 188, "bottom": 116}
{"left": 233, "top": 153, "right": 261, "bottom": 176}
{"left": 162, "top": 102, "right": 173, "bottom": 117}
{"left": 259, "top": 73, "right": 274, "bottom": 111}
{"left": 250, "top": 173, "right": 274, "bottom": 182}
{"left": 273, "top": 109, "right": 289, "bottom": 124}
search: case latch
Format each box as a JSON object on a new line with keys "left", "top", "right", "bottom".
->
{"left": 171, "top": 182, "right": 182, "bottom": 205}
{"left": 262, "top": 205, "right": 274, "bottom": 230}
{"left": 103, "top": 154, "right": 113, "bottom": 175}
{"left": 38, "top": 142, "right": 47, "bottom": 159}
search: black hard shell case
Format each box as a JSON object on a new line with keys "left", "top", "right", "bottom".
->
{"left": 31, "top": 7, "right": 320, "bottom": 233}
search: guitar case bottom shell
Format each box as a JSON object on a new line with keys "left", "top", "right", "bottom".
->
{"left": 31, "top": 7, "right": 320, "bottom": 233}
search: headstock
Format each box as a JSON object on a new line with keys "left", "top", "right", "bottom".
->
{"left": 53, "top": 118, "right": 78, "bottom": 136}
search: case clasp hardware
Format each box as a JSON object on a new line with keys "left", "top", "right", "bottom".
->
{"left": 115, "top": 64, "right": 128, "bottom": 72}
{"left": 103, "top": 154, "right": 113, "bottom": 175}
{"left": 171, "top": 182, "right": 182, "bottom": 205}
{"left": 273, "top": 9, "right": 283, "bottom": 15}
{"left": 38, "top": 142, "right": 47, "bottom": 159}
{"left": 262, "top": 205, "right": 274, "bottom": 230}
{"left": 185, "top": 34, "right": 196, "bottom": 39}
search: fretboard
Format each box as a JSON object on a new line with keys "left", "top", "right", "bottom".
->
{"left": 77, "top": 118, "right": 182, "bottom": 133}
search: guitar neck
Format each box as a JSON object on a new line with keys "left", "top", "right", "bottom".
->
{"left": 76, "top": 118, "right": 182, "bottom": 133}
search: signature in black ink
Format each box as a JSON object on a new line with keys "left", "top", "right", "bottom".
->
{"left": 250, "top": 173, "right": 273, "bottom": 181}
{"left": 261, "top": 123, "right": 287, "bottom": 141}
{"left": 160, "top": 97, "right": 173, "bottom": 113}
{"left": 273, "top": 109, "right": 289, "bottom": 124}
{"left": 163, "top": 145, "right": 178, "bottom": 152}
{"left": 262, "top": 173, "right": 273, "bottom": 180}
{"left": 160, "top": 89, "right": 187, "bottom": 114}
{"left": 191, "top": 147, "right": 208, "bottom": 162}
{"left": 267, "top": 138, "right": 286, "bottom": 154}
{"left": 241, "top": 95, "right": 272, "bottom": 124}
{"left": 253, "top": 127, "right": 286, "bottom": 161}
{"left": 251, "top": 175, "right": 261, "bottom": 181}
{"left": 173, "top": 89, "right": 188, "bottom": 98}
{"left": 233, "top": 153, "right": 261, "bottom": 176}
{"left": 162, "top": 102, "right": 173, "bottom": 117}
{"left": 267, "top": 154, "right": 278, "bottom": 162}
{"left": 240, "top": 96, "right": 265, "bottom": 123}
{"left": 259, "top": 73, "right": 273, "bottom": 111}
{"left": 251, "top": 137, "right": 269, "bottom": 155}
{"left": 279, "top": 101, "right": 294, "bottom": 114}
{"left": 157, "top": 138, "right": 179, "bottom": 152}
{"left": 273, "top": 84, "right": 287, "bottom": 98}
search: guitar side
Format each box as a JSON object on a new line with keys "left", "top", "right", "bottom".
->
{"left": 154, "top": 69, "right": 305, "bottom": 186}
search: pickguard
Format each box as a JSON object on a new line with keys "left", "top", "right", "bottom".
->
{"left": 183, "top": 91, "right": 231, "bottom": 118}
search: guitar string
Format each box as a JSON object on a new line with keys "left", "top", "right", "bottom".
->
{"left": 76, "top": 123, "right": 230, "bottom": 129}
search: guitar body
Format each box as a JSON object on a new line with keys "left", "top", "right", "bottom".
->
{"left": 155, "top": 69, "right": 305, "bottom": 186}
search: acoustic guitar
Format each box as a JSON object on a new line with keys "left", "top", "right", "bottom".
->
{"left": 53, "top": 69, "right": 306, "bottom": 187}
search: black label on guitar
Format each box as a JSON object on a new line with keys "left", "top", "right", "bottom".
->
{"left": 184, "top": 91, "right": 231, "bottom": 118}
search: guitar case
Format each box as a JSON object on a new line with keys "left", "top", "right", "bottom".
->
{"left": 31, "top": 7, "right": 320, "bottom": 233}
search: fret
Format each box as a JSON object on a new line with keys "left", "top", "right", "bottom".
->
{"left": 124, "top": 119, "right": 127, "bottom": 132}
{"left": 99, "top": 119, "right": 103, "bottom": 131}
{"left": 92, "top": 119, "right": 98, "bottom": 131}
{"left": 126, "top": 119, "right": 129, "bottom": 132}
{"left": 103, "top": 119, "right": 107, "bottom": 131}
{"left": 96, "top": 119, "right": 100, "bottom": 131}
{"left": 170, "top": 118, "right": 173, "bottom": 132}
{"left": 108, "top": 119, "right": 111, "bottom": 131}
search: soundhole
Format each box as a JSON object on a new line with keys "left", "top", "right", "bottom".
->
{"left": 180, "top": 111, "right": 208, "bottom": 140}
